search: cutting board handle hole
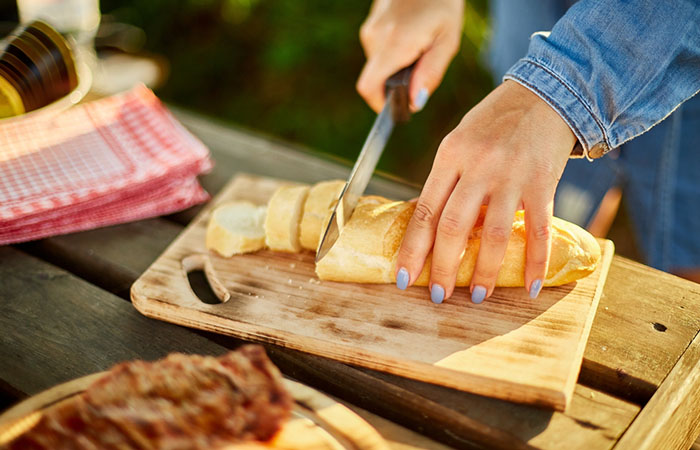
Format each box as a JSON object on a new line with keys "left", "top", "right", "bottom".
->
{"left": 182, "top": 254, "right": 231, "bottom": 304}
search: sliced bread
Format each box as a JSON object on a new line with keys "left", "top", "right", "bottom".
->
{"left": 264, "top": 184, "right": 310, "bottom": 252}
{"left": 299, "top": 180, "right": 345, "bottom": 251}
{"left": 206, "top": 201, "right": 267, "bottom": 257}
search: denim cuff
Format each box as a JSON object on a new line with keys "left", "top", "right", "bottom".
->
{"left": 504, "top": 58, "right": 611, "bottom": 159}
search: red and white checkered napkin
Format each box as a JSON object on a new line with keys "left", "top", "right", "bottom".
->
{"left": 0, "top": 84, "right": 212, "bottom": 245}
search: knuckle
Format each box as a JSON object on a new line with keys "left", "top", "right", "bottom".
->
{"left": 473, "top": 266, "right": 499, "bottom": 281}
{"left": 431, "top": 263, "right": 455, "bottom": 279}
{"left": 355, "top": 77, "right": 372, "bottom": 98}
{"left": 527, "top": 255, "right": 548, "bottom": 268}
{"left": 412, "top": 202, "right": 437, "bottom": 228}
{"left": 398, "top": 242, "right": 421, "bottom": 262}
{"left": 531, "top": 224, "right": 551, "bottom": 242}
{"left": 437, "top": 213, "right": 464, "bottom": 238}
{"left": 438, "top": 132, "right": 460, "bottom": 155}
{"left": 359, "top": 23, "right": 373, "bottom": 44}
{"left": 482, "top": 225, "right": 510, "bottom": 244}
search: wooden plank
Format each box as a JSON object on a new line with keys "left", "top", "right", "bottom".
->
{"left": 0, "top": 246, "right": 229, "bottom": 397}
{"left": 167, "top": 110, "right": 700, "bottom": 407}
{"left": 12, "top": 111, "right": 698, "bottom": 446}
{"left": 17, "top": 107, "right": 700, "bottom": 408}
{"left": 132, "top": 173, "right": 612, "bottom": 411}
{"left": 8, "top": 231, "right": 643, "bottom": 449}
{"left": 614, "top": 330, "right": 700, "bottom": 450}
{"left": 268, "top": 346, "right": 639, "bottom": 450}
{"left": 581, "top": 257, "right": 700, "bottom": 404}
{"left": 18, "top": 219, "right": 182, "bottom": 298}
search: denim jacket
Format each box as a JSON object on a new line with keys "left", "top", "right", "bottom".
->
{"left": 504, "top": 0, "right": 700, "bottom": 159}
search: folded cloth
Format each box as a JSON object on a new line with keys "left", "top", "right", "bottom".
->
{"left": 0, "top": 84, "right": 212, "bottom": 245}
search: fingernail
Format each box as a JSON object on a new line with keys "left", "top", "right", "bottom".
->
{"left": 396, "top": 268, "right": 409, "bottom": 290}
{"left": 529, "top": 279, "right": 543, "bottom": 299}
{"left": 430, "top": 284, "right": 445, "bottom": 304}
{"left": 471, "top": 285, "right": 487, "bottom": 304}
{"left": 414, "top": 88, "right": 429, "bottom": 111}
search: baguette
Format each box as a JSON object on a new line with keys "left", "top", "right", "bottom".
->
{"left": 298, "top": 180, "right": 345, "bottom": 251}
{"left": 314, "top": 195, "right": 601, "bottom": 286}
{"left": 206, "top": 201, "right": 267, "bottom": 257}
{"left": 264, "top": 184, "right": 310, "bottom": 252}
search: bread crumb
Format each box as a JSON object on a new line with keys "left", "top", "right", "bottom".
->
{"left": 287, "top": 279, "right": 292, "bottom": 284}
{"left": 308, "top": 278, "right": 321, "bottom": 285}
{"left": 289, "top": 263, "right": 296, "bottom": 269}
{"left": 601, "top": 346, "right": 607, "bottom": 351}
{"left": 298, "top": 286, "right": 302, "bottom": 290}
{"left": 264, "top": 265, "right": 270, "bottom": 270}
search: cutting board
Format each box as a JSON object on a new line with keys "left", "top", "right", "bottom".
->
{"left": 0, "top": 373, "right": 388, "bottom": 449}
{"left": 131, "top": 174, "right": 614, "bottom": 411}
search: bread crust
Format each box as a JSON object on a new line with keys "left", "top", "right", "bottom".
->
{"left": 315, "top": 197, "right": 601, "bottom": 286}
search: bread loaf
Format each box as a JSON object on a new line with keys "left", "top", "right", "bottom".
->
{"left": 314, "top": 195, "right": 601, "bottom": 286}
{"left": 206, "top": 180, "right": 601, "bottom": 287}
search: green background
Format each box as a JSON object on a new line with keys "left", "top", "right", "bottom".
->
{"left": 97, "top": 0, "right": 494, "bottom": 183}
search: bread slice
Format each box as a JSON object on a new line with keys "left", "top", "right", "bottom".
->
{"left": 206, "top": 201, "right": 267, "bottom": 257}
{"left": 315, "top": 197, "right": 601, "bottom": 287}
{"left": 299, "top": 180, "right": 346, "bottom": 251}
{"left": 264, "top": 184, "right": 310, "bottom": 252}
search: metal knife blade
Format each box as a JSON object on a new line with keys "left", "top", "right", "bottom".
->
{"left": 315, "top": 64, "right": 414, "bottom": 262}
{"left": 315, "top": 92, "right": 396, "bottom": 262}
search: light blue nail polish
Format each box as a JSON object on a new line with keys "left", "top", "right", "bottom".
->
{"left": 471, "top": 286, "right": 487, "bottom": 304}
{"left": 430, "top": 284, "right": 445, "bottom": 304}
{"left": 396, "top": 268, "right": 409, "bottom": 290}
{"left": 414, "top": 88, "right": 429, "bottom": 111}
{"left": 529, "top": 279, "right": 543, "bottom": 299}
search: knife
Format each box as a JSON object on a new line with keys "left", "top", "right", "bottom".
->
{"left": 316, "top": 64, "right": 415, "bottom": 262}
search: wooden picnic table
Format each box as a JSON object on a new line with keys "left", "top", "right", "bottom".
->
{"left": 1, "top": 106, "right": 700, "bottom": 449}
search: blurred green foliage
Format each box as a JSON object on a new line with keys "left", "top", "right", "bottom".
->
{"left": 99, "top": 0, "right": 494, "bottom": 182}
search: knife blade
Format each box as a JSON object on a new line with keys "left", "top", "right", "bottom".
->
{"left": 316, "top": 64, "right": 414, "bottom": 262}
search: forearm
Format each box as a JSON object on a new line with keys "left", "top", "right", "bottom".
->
{"left": 504, "top": 0, "right": 700, "bottom": 158}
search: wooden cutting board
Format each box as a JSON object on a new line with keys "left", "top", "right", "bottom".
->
{"left": 0, "top": 373, "right": 389, "bottom": 449}
{"left": 131, "top": 174, "right": 614, "bottom": 411}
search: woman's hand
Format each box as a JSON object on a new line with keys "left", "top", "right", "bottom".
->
{"left": 357, "top": 0, "right": 464, "bottom": 112}
{"left": 395, "top": 80, "right": 577, "bottom": 303}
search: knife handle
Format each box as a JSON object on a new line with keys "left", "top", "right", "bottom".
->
{"left": 385, "top": 62, "right": 415, "bottom": 123}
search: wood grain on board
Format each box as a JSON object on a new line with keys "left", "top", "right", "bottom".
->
{"left": 132, "top": 173, "right": 614, "bottom": 411}
{"left": 614, "top": 330, "right": 700, "bottom": 450}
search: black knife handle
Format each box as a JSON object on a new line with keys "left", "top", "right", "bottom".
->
{"left": 385, "top": 62, "right": 416, "bottom": 123}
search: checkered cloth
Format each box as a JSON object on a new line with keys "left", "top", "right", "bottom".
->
{"left": 0, "top": 85, "right": 212, "bottom": 245}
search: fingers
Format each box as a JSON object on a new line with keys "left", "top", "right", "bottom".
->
{"left": 470, "top": 194, "right": 521, "bottom": 304}
{"left": 409, "top": 31, "right": 460, "bottom": 112}
{"left": 357, "top": 41, "right": 422, "bottom": 113}
{"left": 428, "top": 178, "right": 484, "bottom": 303}
{"left": 523, "top": 197, "right": 554, "bottom": 299}
{"left": 395, "top": 162, "right": 459, "bottom": 292}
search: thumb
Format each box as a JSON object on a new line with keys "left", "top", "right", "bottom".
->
{"left": 410, "top": 32, "right": 460, "bottom": 112}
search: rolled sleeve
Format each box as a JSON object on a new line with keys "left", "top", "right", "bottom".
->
{"left": 503, "top": 0, "right": 700, "bottom": 159}
{"left": 505, "top": 58, "right": 610, "bottom": 159}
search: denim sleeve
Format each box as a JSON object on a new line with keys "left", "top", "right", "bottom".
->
{"left": 503, "top": 0, "right": 700, "bottom": 159}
